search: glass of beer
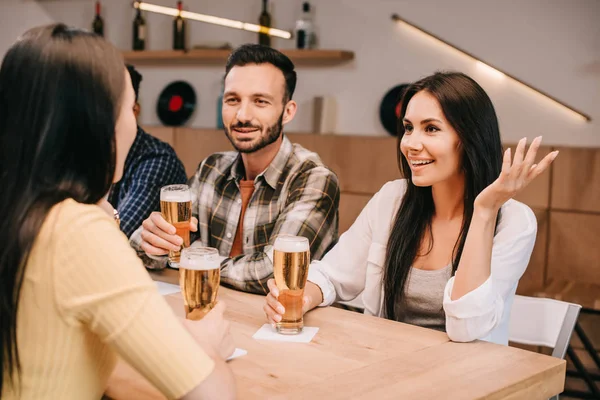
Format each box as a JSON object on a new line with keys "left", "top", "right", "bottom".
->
{"left": 160, "top": 184, "right": 192, "bottom": 268}
{"left": 273, "top": 235, "right": 310, "bottom": 335}
{"left": 179, "top": 247, "right": 221, "bottom": 320}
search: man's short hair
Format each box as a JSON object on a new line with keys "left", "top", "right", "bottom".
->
{"left": 224, "top": 44, "right": 297, "bottom": 102}
{"left": 126, "top": 64, "right": 143, "bottom": 101}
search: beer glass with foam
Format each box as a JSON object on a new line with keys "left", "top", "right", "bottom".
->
{"left": 160, "top": 184, "right": 192, "bottom": 267}
{"left": 273, "top": 235, "right": 310, "bottom": 334}
{"left": 179, "top": 247, "right": 221, "bottom": 320}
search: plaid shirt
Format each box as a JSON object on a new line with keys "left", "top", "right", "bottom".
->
{"left": 109, "top": 126, "right": 187, "bottom": 237}
{"left": 131, "top": 135, "right": 340, "bottom": 294}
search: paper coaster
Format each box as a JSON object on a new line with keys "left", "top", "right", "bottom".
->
{"left": 252, "top": 324, "right": 319, "bottom": 343}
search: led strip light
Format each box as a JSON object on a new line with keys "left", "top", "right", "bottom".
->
{"left": 134, "top": 1, "right": 292, "bottom": 39}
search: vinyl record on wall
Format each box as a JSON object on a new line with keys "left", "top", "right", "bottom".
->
{"left": 157, "top": 81, "right": 197, "bottom": 126}
{"left": 379, "top": 83, "right": 410, "bottom": 136}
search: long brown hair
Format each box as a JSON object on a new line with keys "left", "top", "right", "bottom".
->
{"left": 383, "top": 72, "right": 503, "bottom": 321}
{"left": 0, "top": 24, "right": 124, "bottom": 393}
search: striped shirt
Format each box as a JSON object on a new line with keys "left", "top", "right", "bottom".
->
{"left": 131, "top": 135, "right": 340, "bottom": 294}
{"left": 108, "top": 127, "right": 188, "bottom": 237}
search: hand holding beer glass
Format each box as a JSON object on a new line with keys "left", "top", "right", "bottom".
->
{"left": 159, "top": 184, "right": 192, "bottom": 267}
{"left": 179, "top": 247, "right": 221, "bottom": 320}
{"left": 268, "top": 236, "right": 311, "bottom": 335}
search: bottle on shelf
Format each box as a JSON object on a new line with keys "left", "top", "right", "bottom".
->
{"left": 173, "top": 1, "right": 186, "bottom": 50}
{"left": 132, "top": 5, "right": 146, "bottom": 51}
{"left": 295, "top": 2, "right": 315, "bottom": 50}
{"left": 258, "top": 0, "right": 271, "bottom": 47}
{"left": 92, "top": 1, "right": 104, "bottom": 37}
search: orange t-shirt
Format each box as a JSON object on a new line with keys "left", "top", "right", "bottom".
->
{"left": 230, "top": 180, "right": 255, "bottom": 257}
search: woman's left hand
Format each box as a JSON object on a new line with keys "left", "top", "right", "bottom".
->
{"left": 474, "top": 136, "right": 558, "bottom": 213}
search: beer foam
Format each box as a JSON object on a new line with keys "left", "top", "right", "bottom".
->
{"left": 160, "top": 190, "right": 191, "bottom": 202}
{"left": 180, "top": 247, "right": 220, "bottom": 270}
{"left": 179, "top": 258, "right": 220, "bottom": 271}
{"left": 274, "top": 236, "right": 310, "bottom": 253}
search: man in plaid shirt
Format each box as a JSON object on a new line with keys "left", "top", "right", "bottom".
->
{"left": 130, "top": 45, "right": 340, "bottom": 294}
{"left": 109, "top": 65, "right": 187, "bottom": 237}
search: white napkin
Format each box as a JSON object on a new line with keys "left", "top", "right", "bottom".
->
{"left": 227, "top": 348, "right": 247, "bottom": 361}
{"left": 155, "top": 281, "right": 181, "bottom": 296}
{"left": 252, "top": 324, "right": 319, "bottom": 343}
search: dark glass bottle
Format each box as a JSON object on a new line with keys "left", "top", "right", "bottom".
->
{"left": 295, "top": 2, "right": 315, "bottom": 49}
{"left": 92, "top": 1, "right": 104, "bottom": 37}
{"left": 258, "top": 0, "right": 271, "bottom": 47}
{"left": 132, "top": 6, "right": 146, "bottom": 51}
{"left": 173, "top": 1, "right": 186, "bottom": 50}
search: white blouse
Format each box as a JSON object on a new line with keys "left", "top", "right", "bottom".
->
{"left": 307, "top": 179, "right": 537, "bottom": 345}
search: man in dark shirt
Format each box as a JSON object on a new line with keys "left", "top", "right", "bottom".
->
{"left": 108, "top": 65, "right": 188, "bottom": 237}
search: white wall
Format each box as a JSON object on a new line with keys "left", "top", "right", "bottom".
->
{"left": 1, "top": 0, "right": 599, "bottom": 146}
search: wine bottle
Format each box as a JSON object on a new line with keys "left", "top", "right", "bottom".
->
{"left": 295, "top": 2, "right": 314, "bottom": 49}
{"left": 173, "top": 1, "right": 186, "bottom": 50}
{"left": 132, "top": 6, "right": 146, "bottom": 51}
{"left": 258, "top": 0, "right": 271, "bottom": 47}
{"left": 92, "top": 1, "right": 104, "bottom": 37}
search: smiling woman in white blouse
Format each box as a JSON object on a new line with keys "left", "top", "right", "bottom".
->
{"left": 264, "top": 71, "right": 559, "bottom": 345}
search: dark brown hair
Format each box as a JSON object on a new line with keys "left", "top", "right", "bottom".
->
{"left": 0, "top": 23, "right": 124, "bottom": 393}
{"left": 383, "top": 72, "right": 503, "bottom": 321}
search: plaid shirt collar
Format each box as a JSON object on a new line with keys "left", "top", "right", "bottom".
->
{"left": 123, "top": 126, "right": 145, "bottom": 174}
{"left": 227, "top": 135, "right": 293, "bottom": 189}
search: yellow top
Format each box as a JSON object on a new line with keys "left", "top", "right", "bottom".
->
{"left": 2, "top": 199, "right": 214, "bottom": 399}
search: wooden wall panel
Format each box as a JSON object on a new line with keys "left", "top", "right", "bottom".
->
{"left": 516, "top": 208, "right": 548, "bottom": 295}
{"left": 143, "top": 125, "right": 175, "bottom": 147}
{"left": 547, "top": 212, "right": 600, "bottom": 285}
{"left": 174, "top": 128, "right": 233, "bottom": 177}
{"left": 338, "top": 193, "right": 371, "bottom": 234}
{"left": 288, "top": 133, "right": 400, "bottom": 195}
{"left": 551, "top": 147, "right": 600, "bottom": 212}
{"left": 502, "top": 145, "right": 553, "bottom": 209}
{"left": 285, "top": 133, "right": 316, "bottom": 152}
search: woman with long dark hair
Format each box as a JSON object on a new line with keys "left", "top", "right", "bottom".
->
{"left": 264, "top": 72, "right": 557, "bottom": 344}
{"left": 0, "top": 24, "right": 235, "bottom": 399}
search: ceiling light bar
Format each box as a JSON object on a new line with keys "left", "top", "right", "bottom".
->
{"left": 134, "top": 2, "right": 292, "bottom": 39}
{"left": 391, "top": 13, "right": 590, "bottom": 122}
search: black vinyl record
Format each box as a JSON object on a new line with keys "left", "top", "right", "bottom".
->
{"left": 157, "top": 81, "right": 196, "bottom": 126}
{"left": 379, "top": 83, "right": 410, "bottom": 136}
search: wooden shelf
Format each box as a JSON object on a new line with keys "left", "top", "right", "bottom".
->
{"left": 122, "top": 49, "right": 354, "bottom": 66}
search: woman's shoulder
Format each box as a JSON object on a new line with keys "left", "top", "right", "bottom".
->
{"left": 365, "top": 179, "right": 408, "bottom": 214}
{"left": 42, "top": 198, "right": 116, "bottom": 241}
{"left": 495, "top": 199, "right": 537, "bottom": 245}
{"left": 373, "top": 179, "right": 409, "bottom": 204}
{"left": 52, "top": 198, "right": 111, "bottom": 222}
{"left": 362, "top": 179, "right": 409, "bottom": 228}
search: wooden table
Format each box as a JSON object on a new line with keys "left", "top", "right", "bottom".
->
{"left": 121, "top": 268, "right": 566, "bottom": 399}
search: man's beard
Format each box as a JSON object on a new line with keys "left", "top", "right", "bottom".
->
{"left": 225, "top": 111, "right": 284, "bottom": 154}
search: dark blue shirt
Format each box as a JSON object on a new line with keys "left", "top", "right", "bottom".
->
{"left": 108, "top": 126, "right": 188, "bottom": 237}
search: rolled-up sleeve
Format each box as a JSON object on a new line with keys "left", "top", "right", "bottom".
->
{"left": 443, "top": 276, "right": 504, "bottom": 342}
{"left": 443, "top": 203, "right": 537, "bottom": 343}
{"left": 307, "top": 260, "right": 338, "bottom": 306}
